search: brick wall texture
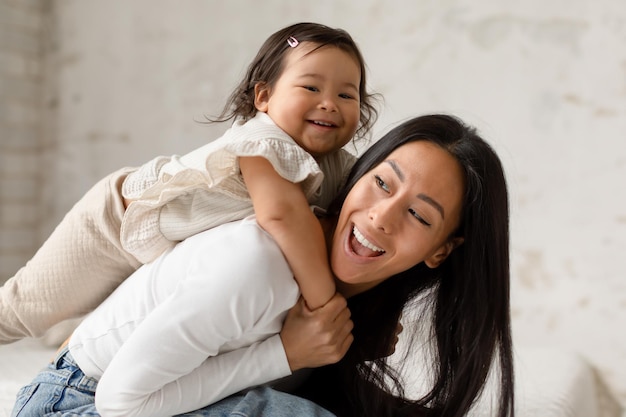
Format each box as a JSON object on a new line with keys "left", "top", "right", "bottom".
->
{"left": 0, "top": 0, "right": 45, "bottom": 282}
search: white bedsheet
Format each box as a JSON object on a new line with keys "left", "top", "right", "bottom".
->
{"left": 0, "top": 338, "right": 56, "bottom": 417}
{"left": 0, "top": 340, "right": 622, "bottom": 417}
{"left": 469, "top": 347, "right": 623, "bottom": 417}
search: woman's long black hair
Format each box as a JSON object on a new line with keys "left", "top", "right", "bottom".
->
{"left": 297, "top": 114, "right": 514, "bottom": 417}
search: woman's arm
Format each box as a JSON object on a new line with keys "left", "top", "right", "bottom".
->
{"left": 93, "top": 220, "right": 299, "bottom": 417}
{"left": 240, "top": 156, "right": 336, "bottom": 310}
{"left": 96, "top": 335, "right": 290, "bottom": 417}
{"left": 95, "top": 293, "right": 353, "bottom": 417}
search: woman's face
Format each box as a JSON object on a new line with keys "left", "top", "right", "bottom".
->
{"left": 330, "top": 140, "right": 465, "bottom": 297}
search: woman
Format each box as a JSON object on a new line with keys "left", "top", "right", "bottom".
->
{"left": 12, "top": 114, "right": 514, "bottom": 417}
{"left": 296, "top": 112, "right": 514, "bottom": 417}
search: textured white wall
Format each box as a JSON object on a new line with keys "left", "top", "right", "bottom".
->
{"left": 3, "top": 0, "right": 626, "bottom": 408}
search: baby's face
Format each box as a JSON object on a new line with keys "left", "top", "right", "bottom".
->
{"left": 254, "top": 42, "right": 361, "bottom": 159}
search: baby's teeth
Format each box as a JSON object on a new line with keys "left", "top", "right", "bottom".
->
{"left": 353, "top": 226, "right": 384, "bottom": 252}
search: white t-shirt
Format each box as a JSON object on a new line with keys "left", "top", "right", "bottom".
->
{"left": 69, "top": 216, "right": 301, "bottom": 417}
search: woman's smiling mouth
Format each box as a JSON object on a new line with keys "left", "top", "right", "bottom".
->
{"left": 351, "top": 226, "right": 385, "bottom": 256}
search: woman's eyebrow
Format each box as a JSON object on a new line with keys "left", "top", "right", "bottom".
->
{"left": 385, "top": 160, "right": 404, "bottom": 181}
{"left": 417, "top": 193, "right": 444, "bottom": 219}
{"left": 385, "top": 159, "right": 445, "bottom": 219}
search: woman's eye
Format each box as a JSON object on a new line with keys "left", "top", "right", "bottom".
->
{"left": 374, "top": 175, "right": 390, "bottom": 192}
{"left": 409, "top": 208, "right": 431, "bottom": 226}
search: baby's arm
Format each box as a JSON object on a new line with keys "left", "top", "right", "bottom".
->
{"left": 240, "top": 156, "right": 336, "bottom": 310}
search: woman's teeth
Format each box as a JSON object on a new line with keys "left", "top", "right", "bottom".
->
{"left": 353, "top": 226, "right": 385, "bottom": 253}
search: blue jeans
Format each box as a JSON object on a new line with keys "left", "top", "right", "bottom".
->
{"left": 11, "top": 347, "right": 99, "bottom": 416}
{"left": 12, "top": 347, "right": 335, "bottom": 417}
{"left": 178, "top": 388, "right": 335, "bottom": 417}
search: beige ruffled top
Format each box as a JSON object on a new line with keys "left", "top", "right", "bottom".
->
{"left": 120, "top": 112, "right": 355, "bottom": 263}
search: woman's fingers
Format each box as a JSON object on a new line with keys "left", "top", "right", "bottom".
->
{"left": 280, "top": 294, "right": 353, "bottom": 371}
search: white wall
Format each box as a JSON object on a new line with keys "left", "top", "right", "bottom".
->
{"left": 2, "top": 0, "right": 625, "bottom": 408}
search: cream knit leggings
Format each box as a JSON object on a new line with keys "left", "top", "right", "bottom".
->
{"left": 0, "top": 168, "right": 141, "bottom": 344}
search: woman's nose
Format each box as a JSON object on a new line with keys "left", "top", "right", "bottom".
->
{"left": 368, "top": 199, "right": 398, "bottom": 233}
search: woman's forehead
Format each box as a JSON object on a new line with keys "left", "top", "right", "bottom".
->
{"left": 382, "top": 141, "right": 464, "bottom": 216}
{"left": 385, "top": 141, "right": 457, "bottom": 174}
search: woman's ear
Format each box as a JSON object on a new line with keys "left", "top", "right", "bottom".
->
{"left": 254, "top": 82, "right": 270, "bottom": 112}
{"left": 424, "top": 237, "right": 464, "bottom": 269}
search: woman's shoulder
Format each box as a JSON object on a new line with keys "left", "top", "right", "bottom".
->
{"left": 172, "top": 216, "right": 296, "bottom": 290}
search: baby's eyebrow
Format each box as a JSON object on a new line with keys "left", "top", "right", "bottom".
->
{"left": 385, "top": 160, "right": 444, "bottom": 219}
{"left": 299, "top": 73, "right": 323, "bottom": 80}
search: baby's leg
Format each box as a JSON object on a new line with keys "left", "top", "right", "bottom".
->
{"left": 0, "top": 168, "right": 141, "bottom": 344}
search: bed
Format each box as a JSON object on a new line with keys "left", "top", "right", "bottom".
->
{"left": 0, "top": 338, "right": 56, "bottom": 417}
{"left": 0, "top": 338, "right": 622, "bottom": 416}
{"left": 467, "top": 346, "right": 623, "bottom": 416}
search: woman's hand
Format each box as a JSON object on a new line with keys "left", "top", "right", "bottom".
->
{"left": 279, "top": 293, "right": 353, "bottom": 371}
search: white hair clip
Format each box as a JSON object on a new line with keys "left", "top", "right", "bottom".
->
{"left": 287, "top": 36, "right": 299, "bottom": 47}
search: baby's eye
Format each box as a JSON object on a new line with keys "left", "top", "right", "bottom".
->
{"left": 339, "top": 93, "right": 355, "bottom": 100}
{"left": 374, "top": 175, "right": 390, "bottom": 192}
{"left": 303, "top": 86, "right": 319, "bottom": 92}
{"left": 409, "top": 208, "right": 431, "bottom": 227}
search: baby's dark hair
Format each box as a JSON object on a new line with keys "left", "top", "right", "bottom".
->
{"left": 211, "top": 22, "right": 379, "bottom": 140}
